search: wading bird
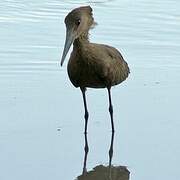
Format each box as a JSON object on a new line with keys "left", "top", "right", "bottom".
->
{"left": 61, "top": 6, "right": 130, "bottom": 133}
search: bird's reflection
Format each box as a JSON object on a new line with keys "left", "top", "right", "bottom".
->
{"left": 76, "top": 133, "right": 130, "bottom": 180}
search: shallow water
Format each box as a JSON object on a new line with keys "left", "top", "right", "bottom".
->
{"left": 0, "top": 0, "right": 180, "bottom": 180}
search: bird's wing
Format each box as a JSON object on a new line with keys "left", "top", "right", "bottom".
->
{"left": 86, "top": 43, "right": 130, "bottom": 85}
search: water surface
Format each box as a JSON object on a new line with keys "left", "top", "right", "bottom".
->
{"left": 0, "top": 0, "right": 180, "bottom": 180}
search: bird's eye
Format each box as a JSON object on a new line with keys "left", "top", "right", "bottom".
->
{"left": 76, "top": 19, "right": 81, "bottom": 26}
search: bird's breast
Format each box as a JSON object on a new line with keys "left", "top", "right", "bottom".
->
{"left": 67, "top": 54, "right": 106, "bottom": 88}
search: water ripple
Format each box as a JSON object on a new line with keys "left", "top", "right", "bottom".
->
{"left": 0, "top": 0, "right": 180, "bottom": 74}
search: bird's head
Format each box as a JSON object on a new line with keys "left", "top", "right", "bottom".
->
{"left": 61, "top": 6, "right": 96, "bottom": 66}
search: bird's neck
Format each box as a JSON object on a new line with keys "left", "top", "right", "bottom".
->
{"left": 73, "top": 32, "right": 90, "bottom": 50}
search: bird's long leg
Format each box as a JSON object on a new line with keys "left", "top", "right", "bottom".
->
{"left": 80, "top": 87, "right": 89, "bottom": 134}
{"left": 107, "top": 87, "right": 115, "bottom": 132}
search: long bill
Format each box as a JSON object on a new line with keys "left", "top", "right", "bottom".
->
{"left": 60, "top": 29, "right": 75, "bottom": 66}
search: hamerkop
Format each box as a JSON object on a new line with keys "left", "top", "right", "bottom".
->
{"left": 61, "top": 6, "right": 130, "bottom": 133}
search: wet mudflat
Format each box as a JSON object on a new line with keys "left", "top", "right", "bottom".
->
{"left": 0, "top": 0, "right": 180, "bottom": 180}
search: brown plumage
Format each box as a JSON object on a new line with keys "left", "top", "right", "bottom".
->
{"left": 61, "top": 6, "right": 130, "bottom": 133}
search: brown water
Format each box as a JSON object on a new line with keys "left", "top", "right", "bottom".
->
{"left": 0, "top": 0, "right": 180, "bottom": 180}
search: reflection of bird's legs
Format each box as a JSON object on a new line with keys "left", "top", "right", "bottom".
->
{"left": 107, "top": 87, "right": 115, "bottom": 132}
{"left": 108, "top": 132, "right": 115, "bottom": 180}
{"left": 81, "top": 87, "right": 89, "bottom": 134}
{"left": 83, "top": 133, "right": 89, "bottom": 175}
{"left": 109, "top": 132, "right": 115, "bottom": 167}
